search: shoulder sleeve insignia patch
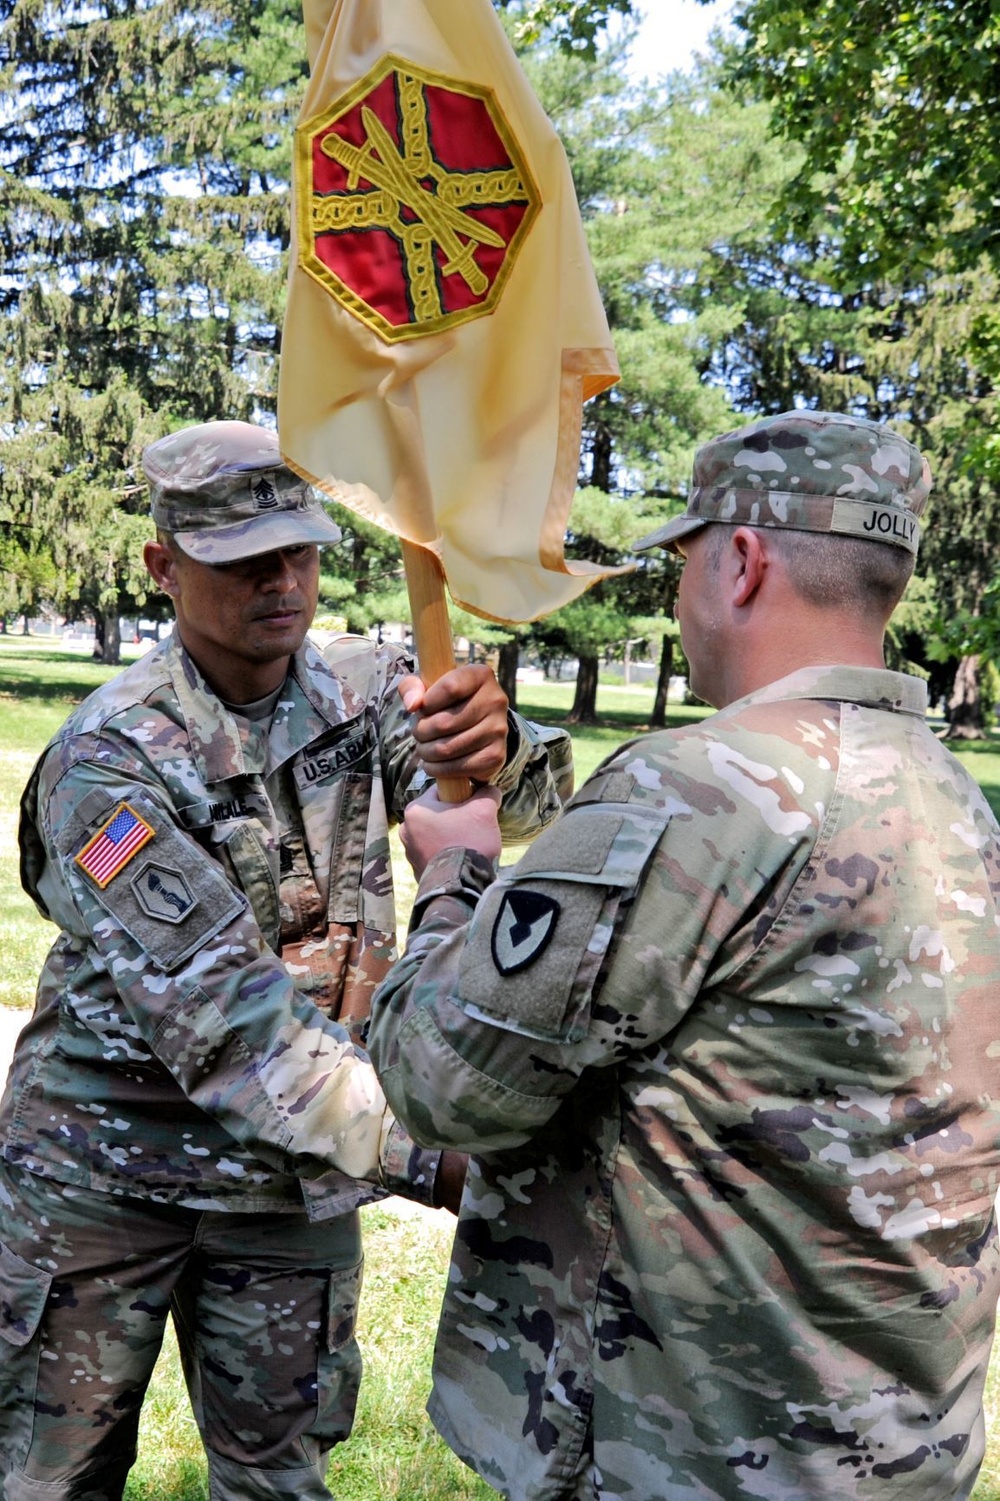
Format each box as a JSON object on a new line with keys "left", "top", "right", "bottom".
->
{"left": 491, "top": 890, "right": 561, "bottom": 976}
{"left": 74, "top": 802, "right": 155, "bottom": 888}
{"left": 130, "top": 862, "right": 197, "bottom": 924}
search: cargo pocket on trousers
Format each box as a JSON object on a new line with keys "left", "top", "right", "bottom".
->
{"left": 0, "top": 1241, "right": 52, "bottom": 1465}
{"left": 315, "top": 1257, "right": 365, "bottom": 1447}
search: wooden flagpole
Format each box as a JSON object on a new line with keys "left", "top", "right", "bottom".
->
{"left": 401, "top": 539, "right": 472, "bottom": 804}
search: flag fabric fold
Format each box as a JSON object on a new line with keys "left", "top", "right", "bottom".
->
{"left": 279, "top": 0, "right": 625, "bottom": 625}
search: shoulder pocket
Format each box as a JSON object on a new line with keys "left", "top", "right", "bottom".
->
{"left": 456, "top": 804, "right": 667, "bottom": 1043}
{"left": 54, "top": 786, "right": 246, "bottom": 973}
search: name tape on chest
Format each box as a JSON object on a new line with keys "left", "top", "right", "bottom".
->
{"left": 74, "top": 802, "right": 155, "bottom": 888}
{"left": 206, "top": 796, "right": 252, "bottom": 823}
{"left": 177, "top": 792, "right": 271, "bottom": 833}
{"left": 294, "top": 729, "right": 371, "bottom": 791}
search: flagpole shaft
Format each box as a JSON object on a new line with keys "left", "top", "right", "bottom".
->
{"left": 401, "top": 539, "right": 472, "bottom": 804}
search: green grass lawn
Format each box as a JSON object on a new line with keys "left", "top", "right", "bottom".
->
{"left": 4, "top": 636, "right": 1000, "bottom": 1498}
{"left": 0, "top": 643, "right": 154, "bottom": 1009}
{"left": 120, "top": 1206, "right": 495, "bottom": 1501}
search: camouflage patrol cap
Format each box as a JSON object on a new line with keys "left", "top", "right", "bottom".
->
{"left": 633, "top": 411, "right": 931, "bottom": 557}
{"left": 143, "top": 420, "right": 342, "bottom": 564}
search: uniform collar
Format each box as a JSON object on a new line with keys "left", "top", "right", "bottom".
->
{"left": 265, "top": 640, "right": 368, "bottom": 776}
{"left": 166, "top": 634, "right": 368, "bottom": 784}
{"left": 724, "top": 665, "right": 928, "bottom": 719}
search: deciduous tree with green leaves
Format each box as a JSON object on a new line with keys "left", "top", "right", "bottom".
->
{"left": 708, "top": 1, "right": 1000, "bottom": 734}
{"left": 721, "top": 0, "right": 1000, "bottom": 283}
{"left": 498, "top": 0, "right": 634, "bottom": 55}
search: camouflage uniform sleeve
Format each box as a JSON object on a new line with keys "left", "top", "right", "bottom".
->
{"left": 368, "top": 744, "right": 813, "bottom": 1153}
{"left": 35, "top": 747, "right": 407, "bottom": 1191}
{"left": 368, "top": 794, "right": 676, "bottom": 1151}
{"left": 372, "top": 642, "right": 573, "bottom": 839}
{"left": 490, "top": 715, "right": 574, "bottom": 840}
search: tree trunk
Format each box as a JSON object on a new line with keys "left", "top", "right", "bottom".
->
{"left": 650, "top": 635, "right": 673, "bottom": 729}
{"left": 97, "top": 607, "right": 122, "bottom": 666}
{"left": 497, "top": 639, "right": 519, "bottom": 712}
{"left": 944, "top": 654, "right": 987, "bottom": 740}
{"left": 567, "top": 652, "right": 599, "bottom": 724}
{"left": 589, "top": 413, "right": 613, "bottom": 493}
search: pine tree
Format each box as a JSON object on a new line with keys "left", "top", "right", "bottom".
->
{"left": 0, "top": 0, "right": 306, "bottom": 658}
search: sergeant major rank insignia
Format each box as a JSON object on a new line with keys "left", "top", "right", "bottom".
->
{"left": 250, "top": 472, "right": 281, "bottom": 511}
{"left": 295, "top": 54, "right": 541, "bottom": 343}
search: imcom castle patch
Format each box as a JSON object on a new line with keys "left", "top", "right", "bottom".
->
{"left": 295, "top": 54, "right": 541, "bottom": 343}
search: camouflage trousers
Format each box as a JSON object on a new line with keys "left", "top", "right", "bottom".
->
{"left": 0, "top": 1162, "right": 363, "bottom": 1501}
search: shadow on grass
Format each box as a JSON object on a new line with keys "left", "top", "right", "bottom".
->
{"left": 124, "top": 1457, "right": 207, "bottom": 1501}
{"left": 0, "top": 651, "right": 120, "bottom": 706}
{"left": 516, "top": 695, "right": 709, "bottom": 737}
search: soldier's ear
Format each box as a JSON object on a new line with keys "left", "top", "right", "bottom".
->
{"left": 144, "top": 539, "right": 181, "bottom": 600}
{"left": 730, "top": 527, "right": 767, "bottom": 609}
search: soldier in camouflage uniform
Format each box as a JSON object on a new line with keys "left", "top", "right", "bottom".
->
{"left": 367, "top": 411, "right": 1000, "bottom": 1500}
{"left": 0, "top": 421, "right": 572, "bottom": 1501}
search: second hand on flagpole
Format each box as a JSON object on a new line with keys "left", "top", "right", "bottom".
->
{"left": 401, "top": 539, "right": 473, "bottom": 804}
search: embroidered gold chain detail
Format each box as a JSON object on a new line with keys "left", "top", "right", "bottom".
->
{"left": 317, "top": 74, "right": 530, "bottom": 319}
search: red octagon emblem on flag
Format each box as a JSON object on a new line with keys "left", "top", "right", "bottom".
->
{"left": 294, "top": 55, "right": 542, "bottom": 344}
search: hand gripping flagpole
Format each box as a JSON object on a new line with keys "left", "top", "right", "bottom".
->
{"left": 384, "top": 382, "right": 473, "bottom": 803}
{"left": 400, "top": 539, "right": 472, "bottom": 804}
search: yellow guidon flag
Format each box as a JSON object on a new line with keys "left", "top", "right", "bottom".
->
{"left": 279, "top": 0, "right": 626, "bottom": 626}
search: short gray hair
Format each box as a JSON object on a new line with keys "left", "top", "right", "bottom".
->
{"left": 762, "top": 527, "right": 915, "bottom": 614}
{"left": 699, "top": 524, "right": 915, "bottom": 616}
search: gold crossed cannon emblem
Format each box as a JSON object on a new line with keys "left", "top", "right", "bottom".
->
{"left": 299, "top": 60, "right": 541, "bottom": 340}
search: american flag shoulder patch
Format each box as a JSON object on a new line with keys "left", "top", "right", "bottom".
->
{"left": 74, "top": 802, "right": 156, "bottom": 888}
